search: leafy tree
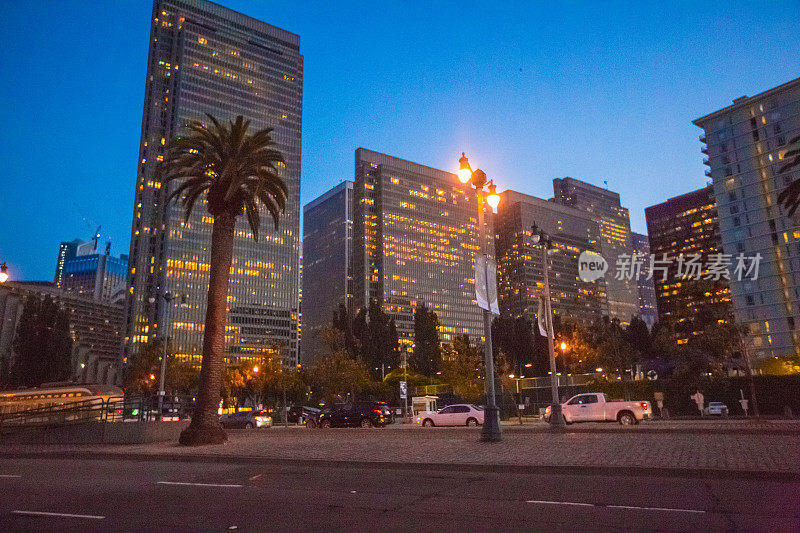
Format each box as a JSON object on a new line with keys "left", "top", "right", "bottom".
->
{"left": 10, "top": 294, "right": 73, "bottom": 387}
{"left": 491, "top": 316, "right": 537, "bottom": 374}
{"left": 161, "top": 114, "right": 288, "bottom": 446}
{"left": 441, "top": 334, "right": 484, "bottom": 403}
{"left": 412, "top": 303, "right": 441, "bottom": 376}
{"left": 363, "top": 299, "right": 399, "bottom": 377}
{"left": 123, "top": 338, "right": 163, "bottom": 395}
{"left": 307, "top": 348, "right": 371, "bottom": 403}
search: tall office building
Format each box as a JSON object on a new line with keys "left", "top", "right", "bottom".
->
{"left": 694, "top": 78, "right": 800, "bottom": 361}
{"left": 62, "top": 250, "right": 129, "bottom": 304}
{"left": 495, "top": 190, "right": 606, "bottom": 327}
{"left": 629, "top": 232, "right": 658, "bottom": 328}
{"left": 553, "top": 177, "right": 639, "bottom": 323}
{"left": 126, "top": 0, "right": 303, "bottom": 365}
{"left": 301, "top": 181, "right": 353, "bottom": 363}
{"left": 54, "top": 239, "right": 93, "bottom": 288}
{"left": 352, "top": 149, "right": 484, "bottom": 346}
{"left": 645, "top": 186, "right": 731, "bottom": 340}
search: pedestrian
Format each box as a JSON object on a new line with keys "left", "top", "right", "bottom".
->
{"left": 690, "top": 390, "right": 704, "bottom": 416}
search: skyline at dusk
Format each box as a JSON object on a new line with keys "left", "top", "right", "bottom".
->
{"left": 1, "top": 0, "right": 799, "bottom": 280}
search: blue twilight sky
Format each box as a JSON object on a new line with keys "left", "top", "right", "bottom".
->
{"left": 1, "top": 1, "right": 799, "bottom": 281}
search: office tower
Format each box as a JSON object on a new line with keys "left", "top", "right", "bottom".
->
{"left": 0, "top": 282, "right": 125, "bottom": 385}
{"left": 61, "top": 248, "right": 129, "bottom": 304}
{"left": 54, "top": 239, "right": 93, "bottom": 288}
{"left": 495, "top": 190, "right": 606, "bottom": 327}
{"left": 125, "top": 0, "right": 303, "bottom": 365}
{"left": 301, "top": 181, "right": 353, "bottom": 363}
{"left": 645, "top": 186, "right": 732, "bottom": 340}
{"left": 553, "top": 177, "right": 640, "bottom": 323}
{"left": 629, "top": 232, "right": 658, "bottom": 328}
{"left": 694, "top": 78, "right": 800, "bottom": 361}
{"left": 352, "top": 149, "right": 484, "bottom": 346}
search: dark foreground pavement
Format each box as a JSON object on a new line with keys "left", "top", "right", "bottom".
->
{"left": 1, "top": 456, "right": 798, "bottom": 532}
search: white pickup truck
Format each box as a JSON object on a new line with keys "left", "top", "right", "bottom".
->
{"left": 545, "top": 393, "right": 652, "bottom": 425}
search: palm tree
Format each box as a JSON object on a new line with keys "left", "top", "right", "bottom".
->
{"left": 777, "top": 135, "right": 800, "bottom": 217}
{"left": 160, "top": 114, "right": 287, "bottom": 446}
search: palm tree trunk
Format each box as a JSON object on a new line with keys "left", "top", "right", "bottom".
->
{"left": 179, "top": 212, "right": 235, "bottom": 445}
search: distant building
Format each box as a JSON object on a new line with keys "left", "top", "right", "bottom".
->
{"left": 553, "top": 177, "right": 639, "bottom": 323}
{"left": 352, "top": 149, "right": 484, "bottom": 347}
{"left": 645, "top": 186, "right": 732, "bottom": 339}
{"left": 125, "top": 0, "right": 303, "bottom": 366}
{"left": 62, "top": 249, "right": 129, "bottom": 304}
{"left": 54, "top": 239, "right": 93, "bottom": 288}
{"left": 495, "top": 190, "right": 606, "bottom": 328}
{"left": 629, "top": 232, "right": 658, "bottom": 328}
{"left": 0, "top": 282, "right": 124, "bottom": 385}
{"left": 693, "top": 77, "right": 800, "bottom": 361}
{"left": 301, "top": 181, "right": 353, "bottom": 363}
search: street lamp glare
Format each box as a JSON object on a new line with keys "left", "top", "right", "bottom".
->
{"left": 457, "top": 152, "right": 472, "bottom": 183}
{"left": 0, "top": 263, "right": 8, "bottom": 283}
{"left": 486, "top": 182, "right": 500, "bottom": 210}
{"left": 560, "top": 342, "right": 567, "bottom": 351}
{"left": 252, "top": 366, "right": 259, "bottom": 373}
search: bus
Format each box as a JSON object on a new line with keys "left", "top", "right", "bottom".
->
{"left": 0, "top": 383, "right": 124, "bottom": 423}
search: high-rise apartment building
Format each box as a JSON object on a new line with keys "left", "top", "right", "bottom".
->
{"left": 352, "top": 149, "right": 484, "bottom": 346}
{"left": 553, "top": 177, "right": 639, "bottom": 323}
{"left": 126, "top": 0, "right": 303, "bottom": 365}
{"left": 645, "top": 186, "right": 732, "bottom": 339}
{"left": 301, "top": 181, "right": 353, "bottom": 363}
{"left": 495, "top": 190, "right": 606, "bottom": 327}
{"left": 694, "top": 78, "right": 800, "bottom": 361}
{"left": 630, "top": 232, "right": 658, "bottom": 328}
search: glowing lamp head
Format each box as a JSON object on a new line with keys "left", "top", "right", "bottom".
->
{"left": 486, "top": 183, "right": 500, "bottom": 210}
{"left": 457, "top": 152, "right": 472, "bottom": 184}
{"left": 252, "top": 366, "right": 259, "bottom": 373}
{"left": 560, "top": 342, "right": 567, "bottom": 351}
{"left": 0, "top": 263, "right": 7, "bottom": 283}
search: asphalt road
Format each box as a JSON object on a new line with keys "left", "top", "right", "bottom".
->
{"left": 0, "top": 456, "right": 798, "bottom": 532}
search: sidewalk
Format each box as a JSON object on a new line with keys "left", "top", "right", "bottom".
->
{"left": 3, "top": 420, "right": 798, "bottom": 478}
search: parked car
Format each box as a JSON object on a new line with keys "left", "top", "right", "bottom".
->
{"left": 219, "top": 410, "right": 273, "bottom": 429}
{"left": 704, "top": 402, "right": 729, "bottom": 416}
{"left": 315, "top": 401, "right": 391, "bottom": 428}
{"left": 416, "top": 404, "right": 484, "bottom": 427}
{"left": 544, "top": 393, "right": 652, "bottom": 425}
{"left": 287, "top": 405, "right": 320, "bottom": 424}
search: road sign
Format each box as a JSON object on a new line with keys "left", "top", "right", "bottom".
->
{"left": 475, "top": 255, "right": 499, "bottom": 314}
{"left": 399, "top": 381, "right": 407, "bottom": 399}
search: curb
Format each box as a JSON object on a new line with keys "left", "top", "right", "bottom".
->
{"left": 1, "top": 450, "right": 797, "bottom": 482}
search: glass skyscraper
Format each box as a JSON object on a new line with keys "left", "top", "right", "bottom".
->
{"left": 352, "top": 149, "right": 484, "bottom": 347}
{"left": 125, "top": 0, "right": 303, "bottom": 365}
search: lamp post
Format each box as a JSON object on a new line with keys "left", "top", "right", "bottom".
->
{"left": 148, "top": 291, "right": 189, "bottom": 420}
{"left": 0, "top": 262, "right": 9, "bottom": 283}
{"left": 458, "top": 153, "right": 502, "bottom": 442}
{"left": 531, "top": 222, "right": 565, "bottom": 428}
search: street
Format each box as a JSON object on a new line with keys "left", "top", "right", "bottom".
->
{"left": 1, "top": 456, "right": 798, "bottom": 531}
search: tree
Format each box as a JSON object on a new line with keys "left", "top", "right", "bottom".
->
{"left": 412, "top": 303, "right": 441, "bottom": 376}
{"left": 777, "top": 134, "right": 800, "bottom": 217}
{"left": 363, "top": 299, "right": 399, "bottom": 378}
{"left": 307, "top": 347, "right": 371, "bottom": 403}
{"left": 10, "top": 294, "right": 73, "bottom": 387}
{"left": 123, "top": 338, "right": 163, "bottom": 395}
{"left": 441, "top": 335, "right": 484, "bottom": 404}
{"left": 491, "top": 316, "right": 537, "bottom": 374}
{"left": 162, "top": 114, "right": 288, "bottom": 446}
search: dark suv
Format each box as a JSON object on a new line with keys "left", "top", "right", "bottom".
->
{"left": 316, "top": 401, "right": 391, "bottom": 428}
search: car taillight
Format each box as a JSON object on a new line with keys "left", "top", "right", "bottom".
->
{"left": 374, "top": 409, "right": 382, "bottom": 414}
{"left": 640, "top": 402, "right": 648, "bottom": 409}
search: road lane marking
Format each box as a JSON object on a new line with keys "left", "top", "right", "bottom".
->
{"left": 525, "top": 500, "right": 706, "bottom": 514}
{"left": 13, "top": 510, "right": 105, "bottom": 519}
{"left": 0, "top": 474, "right": 21, "bottom": 478}
{"left": 526, "top": 500, "right": 595, "bottom": 507}
{"left": 607, "top": 505, "right": 706, "bottom": 514}
{"left": 158, "top": 481, "right": 243, "bottom": 488}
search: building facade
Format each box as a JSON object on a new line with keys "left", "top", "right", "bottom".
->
{"left": 301, "top": 181, "right": 353, "bottom": 363}
{"left": 54, "top": 239, "right": 93, "bottom": 288}
{"left": 553, "top": 177, "right": 640, "bottom": 323}
{"left": 125, "top": 0, "right": 303, "bottom": 366}
{"left": 352, "top": 149, "right": 484, "bottom": 347}
{"left": 693, "top": 78, "right": 800, "bottom": 361}
{"left": 62, "top": 250, "right": 129, "bottom": 304}
{"left": 0, "top": 282, "right": 124, "bottom": 385}
{"left": 645, "top": 186, "right": 732, "bottom": 340}
{"left": 495, "top": 190, "right": 606, "bottom": 328}
{"left": 629, "top": 232, "right": 659, "bottom": 329}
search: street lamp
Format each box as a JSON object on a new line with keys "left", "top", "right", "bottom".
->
{"left": 531, "top": 221, "right": 565, "bottom": 428}
{"left": 457, "top": 152, "right": 502, "bottom": 442}
{"left": 148, "top": 290, "right": 189, "bottom": 420}
{"left": 0, "top": 263, "right": 9, "bottom": 283}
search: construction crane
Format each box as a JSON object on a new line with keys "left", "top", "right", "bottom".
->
{"left": 91, "top": 225, "right": 101, "bottom": 252}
